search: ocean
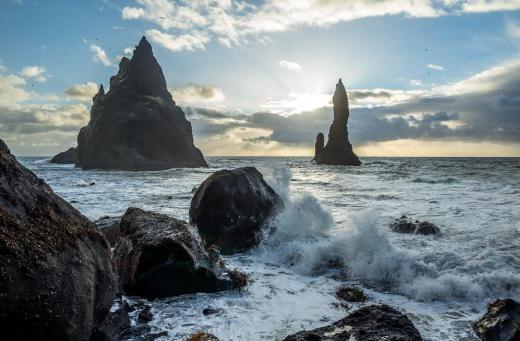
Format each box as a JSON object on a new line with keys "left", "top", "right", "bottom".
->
{"left": 20, "top": 156, "right": 520, "bottom": 340}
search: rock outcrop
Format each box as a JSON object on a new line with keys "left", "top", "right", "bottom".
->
{"left": 94, "top": 216, "right": 121, "bottom": 247}
{"left": 473, "top": 299, "right": 520, "bottom": 341}
{"left": 311, "top": 133, "right": 324, "bottom": 162}
{"left": 314, "top": 79, "right": 361, "bottom": 166}
{"left": 390, "top": 215, "right": 440, "bottom": 235}
{"left": 50, "top": 146, "right": 78, "bottom": 164}
{"left": 62, "top": 36, "right": 207, "bottom": 170}
{"left": 0, "top": 138, "right": 117, "bottom": 340}
{"left": 189, "top": 167, "right": 284, "bottom": 254}
{"left": 283, "top": 305, "right": 422, "bottom": 340}
{"left": 114, "top": 207, "right": 235, "bottom": 298}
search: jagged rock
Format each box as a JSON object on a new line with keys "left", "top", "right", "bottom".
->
{"left": 189, "top": 167, "right": 284, "bottom": 254}
{"left": 50, "top": 146, "right": 78, "bottom": 164}
{"left": 186, "top": 332, "right": 220, "bottom": 341}
{"left": 473, "top": 299, "right": 520, "bottom": 341}
{"left": 90, "top": 297, "right": 131, "bottom": 341}
{"left": 390, "top": 215, "right": 440, "bottom": 235}
{"left": 203, "top": 307, "right": 222, "bottom": 316}
{"left": 61, "top": 36, "right": 207, "bottom": 171}
{"left": 138, "top": 306, "right": 153, "bottom": 323}
{"left": 94, "top": 216, "right": 121, "bottom": 247}
{"left": 114, "top": 207, "right": 234, "bottom": 298}
{"left": 315, "top": 79, "right": 361, "bottom": 166}
{"left": 283, "top": 305, "right": 422, "bottom": 340}
{"left": 312, "top": 133, "right": 324, "bottom": 162}
{"left": 0, "top": 139, "right": 117, "bottom": 340}
{"left": 335, "top": 285, "right": 367, "bottom": 303}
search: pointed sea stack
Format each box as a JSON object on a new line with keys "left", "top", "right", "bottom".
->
{"left": 315, "top": 79, "right": 361, "bottom": 166}
{"left": 63, "top": 36, "right": 207, "bottom": 170}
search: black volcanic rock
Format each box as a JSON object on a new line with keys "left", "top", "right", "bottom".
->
{"left": 50, "top": 146, "right": 78, "bottom": 164}
{"left": 0, "top": 139, "right": 117, "bottom": 340}
{"left": 390, "top": 215, "right": 440, "bottom": 235}
{"left": 283, "top": 305, "right": 422, "bottom": 341}
{"left": 114, "top": 207, "right": 234, "bottom": 298}
{"left": 315, "top": 79, "right": 361, "bottom": 166}
{"left": 473, "top": 299, "right": 520, "bottom": 341}
{"left": 70, "top": 36, "right": 207, "bottom": 170}
{"left": 189, "top": 167, "right": 284, "bottom": 254}
{"left": 312, "top": 132, "right": 324, "bottom": 162}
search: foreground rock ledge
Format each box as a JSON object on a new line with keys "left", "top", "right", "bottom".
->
{"left": 190, "top": 167, "right": 284, "bottom": 254}
{"left": 283, "top": 305, "right": 422, "bottom": 341}
{"left": 0, "top": 138, "right": 117, "bottom": 340}
{"left": 473, "top": 299, "right": 520, "bottom": 341}
{"left": 114, "top": 207, "right": 235, "bottom": 298}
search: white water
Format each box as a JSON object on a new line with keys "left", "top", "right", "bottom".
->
{"left": 21, "top": 156, "right": 520, "bottom": 340}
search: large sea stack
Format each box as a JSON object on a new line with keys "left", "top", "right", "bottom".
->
{"left": 56, "top": 36, "right": 207, "bottom": 170}
{"left": 0, "top": 138, "right": 117, "bottom": 340}
{"left": 314, "top": 79, "right": 361, "bottom": 166}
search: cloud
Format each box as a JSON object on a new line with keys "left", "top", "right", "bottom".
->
{"left": 278, "top": 60, "right": 302, "bottom": 73}
{"left": 20, "top": 66, "right": 47, "bottom": 82}
{"left": 64, "top": 81, "right": 99, "bottom": 101}
{"left": 426, "top": 64, "right": 444, "bottom": 71}
{"left": 145, "top": 29, "right": 209, "bottom": 52}
{"left": 171, "top": 84, "right": 225, "bottom": 105}
{"left": 122, "top": 0, "right": 520, "bottom": 50}
{"left": 410, "top": 79, "right": 422, "bottom": 86}
{"left": 506, "top": 19, "right": 520, "bottom": 39}
{"left": 0, "top": 74, "right": 31, "bottom": 104}
{"left": 89, "top": 44, "right": 113, "bottom": 66}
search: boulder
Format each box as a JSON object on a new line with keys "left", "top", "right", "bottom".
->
{"left": 59, "top": 36, "right": 207, "bottom": 170}
{"left": 94, "top": 216, "right": 121, "bottom": 247}
{"left": 283, "top": 305, "right": 422, "bottom": 340}
{"left": 473, "top": 299, "right": 520, "bottom": 341}
{"left": 390, "top": 215, "right": 440, "bottom": 235}
{"left": 50, "top": 146, "right": 78, "bottom": 164}
{"left": 114, "top": 207, "right": 235, "bottom": 298}
{"left": 189, "top": 167, "right": 284, "bottom": 254}
{"left": 316, "top": 79, "right": 361, "bottom": 166}
{"left": 90, "top": 297, "right": 131, "bottom": 341}
{"left": 0, "top": 138, "right": 117, "bottom": 340}
{"left": 186, "top": 332, "right": 220, "bottom": 341}
{"left": 335, "top": 285, "right": 367, "bottom": 303}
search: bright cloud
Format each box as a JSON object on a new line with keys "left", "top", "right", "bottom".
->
{"left": 20, "top": 66, "right": 47, "bottom": 82}
{"left": 64, "top": 81, "right": 99, "bottom": 101}
{"left": 171, "top": 83, "right": 225, "bottom": 105}
{"left": 506, "top": 19, "right": 520, "bottom": 39}
{"left": 426, "top": 64, "right": 444, "bottom": 71}
{"left": 278, "top": 60, "right": 302, "bottom": 73}
{"left": 146, "top": 29, "right": 209, "bottom": 52}
{"left": 89, "top": 44, "right": 113, "bottom": 66}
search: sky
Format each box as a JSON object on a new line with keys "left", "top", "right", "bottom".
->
{"left": 1, "top": 0, "right": 520, "bottom": 157}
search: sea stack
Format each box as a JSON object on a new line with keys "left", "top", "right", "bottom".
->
{"left": 56, "top": 36, "right": 207, "bottom": 170}
{"left": 314, "top": 79, "right": 361, "bottom": 166}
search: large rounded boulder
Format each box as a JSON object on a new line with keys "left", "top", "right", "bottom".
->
{"left": 114, "top": 207, "right": 235, "bottom": 298}
{"left": 473, "top": 299, "right": 520, "bottom": 340}
{"left": 0, "top": 139, "right": 117, "bottom": 340}
{"left": 189, "top": 167, "right": 284, "bottom": 254}
{"left": 283, "top": 305, "right": 422, "bottom": 340}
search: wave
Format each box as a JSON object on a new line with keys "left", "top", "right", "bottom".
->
{"left": 412, "top": 177, "right": 458, "bottom": 184}
{"left": 260, "top": 167, "right": 520, "bottom": 303}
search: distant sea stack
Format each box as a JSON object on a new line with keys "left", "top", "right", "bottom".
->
{"left": 53, "top": 36, "right": 207, "bottom": 170}
{"left": 314, "top": 79, "right": 361, "bottom": 166}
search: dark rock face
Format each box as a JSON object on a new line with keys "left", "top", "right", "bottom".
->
{"left": 189, "top": 167, "right": 284, "bottom": 254}
{"left": 315, "top": 79, "right": 361, "bottom": 166}
{"left": 312, "top": 133, "right": 324, "bottom": 162}
{"left": 0, "top": 139, "right": 117, "bottom": 340}
{"left": 114, "top": 207, "right": 234, "bottom": 298}
{"left": 91, "top": 298, "right": 131, "bottom": 341}
{"left": 390, "top": 215, "right": 440, "bottom": 235}
{"left": 50, "top": 146, "right": 78, "bottom": 164}
{"left": 283, "top": 305, "right": 422, "bottom": 341}
{"left": 473, "top": 299, "right": 520, "bottom": 341}
{"left": 94, "top": 216, "right": 121, "bottom": 246}
{"left": 69, "top": 36, "right": 207, "bottom": 170}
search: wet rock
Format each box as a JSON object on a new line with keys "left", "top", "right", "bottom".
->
{"left": 0, "top": 139, "right": 117, "bottom": 340}
{"left": 50, "top": 146, "right": 78, "bottom": 164}
{"left": 114, "top": 207, "right": 235, "bottom": 298}
{"left": 91, "top": 298, "right": 131, "bottom": 341}
{"left": 190, "top": 167, "right": 284, "bottom": 254}
{"left": 94, "top": 216, "right": 121, "bottom": 247}
{"left": 203, "top": 307, "right": 221, "bottom": 316}
{"left": 335, "top": 285, "right": 367, "bottom": 303}
{"left": 283, "top": 305, "right": 422, "bottom": 340}
{"left": 390, "top": 215, "right": 440, "bottom": 235}
{"left": 64, "top": 36, "right": 207, "bottom": 171}
{"left": 186, "top": 332, "right": 220, "bottom": 341}
{"left": 138, "top": 306, "right": 153, "bottom": 322}
{"left": 473, "top": 299, "right": 520, "bottom": 341}
{"left": 316, "top": 79, "right": 361, "bottom": 166}
{"left": 312, "top": 132, "right": 324, "bottom": 162}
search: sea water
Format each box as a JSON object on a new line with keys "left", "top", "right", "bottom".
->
{"left": 21, "top": 156, "right": 520, "bottom": 340}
